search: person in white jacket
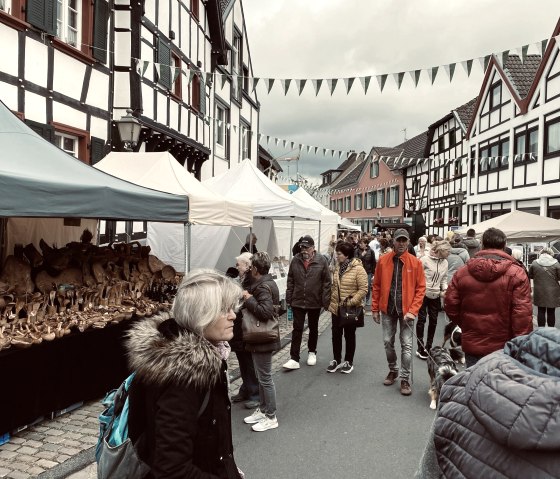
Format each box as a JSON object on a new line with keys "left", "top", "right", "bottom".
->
{"left": 416, "top": 240, "right": 450, "bottom": 359}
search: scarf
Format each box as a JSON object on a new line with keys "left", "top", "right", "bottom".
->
{"left": 339, "top": 259, "right": 351, "bottom": 278}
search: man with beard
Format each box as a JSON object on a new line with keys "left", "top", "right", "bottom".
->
{"left": 371, "top": 229, "right": 426, "bottom": 396}
{"left": 283, "top": 235, "right": 331, "bottom": 369}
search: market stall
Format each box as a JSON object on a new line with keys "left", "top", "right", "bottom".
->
{"left": 0, "top": 101, "right": 189, "bottom": 434}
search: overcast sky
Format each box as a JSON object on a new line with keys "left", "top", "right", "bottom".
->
{"left": 241, "top": 0, "right": 560, "bottom": 183}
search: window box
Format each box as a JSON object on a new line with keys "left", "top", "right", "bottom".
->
{"left": 433, "top": 217, "right": 444, "bottom": 225}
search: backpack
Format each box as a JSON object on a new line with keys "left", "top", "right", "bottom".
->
{"left": 96, "top": 373, "right": 210, "bottom": 479}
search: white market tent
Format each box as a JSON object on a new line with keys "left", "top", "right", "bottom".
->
{"left": 193, "top": 159, "right": 322, "bottom": 270}
{"left": 456, "top": 210, "right": 560, "bottom": 243}
{"left": 95, "top": 152, "right": 253, "bottom": 272}
{"left": 339, "top": 217, "right": 362, "bottom": 232}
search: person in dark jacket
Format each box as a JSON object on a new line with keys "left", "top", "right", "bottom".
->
{"left": 462, "top": 228, "right": 480, "bottom": 258}
{"left": 415, "top": 327, "right": 560, "bottom": 479}
{"left": 528, "top": 247, "right": 560, "bottom": 327}
{"left": 284, "top": 235, "right": 331, "bottom": 369}
{"left": 227, "top": 253, "right": 259, "bottom": 409}
{"left": 242, "top": 252, "right": 281, "bottom": 432}
{"left": 356, "top": 238, "right": 377, "bottom": 306}
{"left": 240, "top": 233, "right": 258, "bottom": 254}
{"left": 127, "top": 269, "right": 244, "bottom": 479}
{"left": 445, "top": 227, "right": 533, "bottom": 367}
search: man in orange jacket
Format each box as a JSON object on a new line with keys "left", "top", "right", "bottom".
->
{"left": 371, "top": 229, "right": 426, "bottom": 396}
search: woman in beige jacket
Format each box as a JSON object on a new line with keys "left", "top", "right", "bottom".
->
{"left": 327, "top": 242, "right": 368, "bottom": 374}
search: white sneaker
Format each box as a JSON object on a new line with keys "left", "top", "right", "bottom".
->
{"left": 283, "top": 359, "right": 300, "bottom": 370}
{"left": 244, "top": 408, "right": 266, "bottom": 424}
{"left": 252, "top": 416, "right": 278, "bottom": 432}
{"left": 307, "top": 352, "right": 317, "bottom": 366}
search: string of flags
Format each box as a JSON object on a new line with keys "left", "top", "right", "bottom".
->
{"left": 135, "top": 36, "right": 557, "bottom": 95}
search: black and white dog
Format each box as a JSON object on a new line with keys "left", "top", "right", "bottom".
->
{"left": 427, "top": 346, "right": 459, "bottom": 410}
{"left": 442, "top": 322, "right": 465, "bottom": 364}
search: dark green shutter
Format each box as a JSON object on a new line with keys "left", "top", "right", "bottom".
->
{"left": 27, "top": 0, "right": 56, "bottom": 35}
{"left": 199, "top": 79, "right": 206, "bottom": 116}
{"left": 90, "top": 137, "right": 106, "bottom": 165}
{"left": 380, "top": 189, "right": 385, "bottom": 208}
{"left": 158, "top": 39, "right": 172, "bottom": 89}
{"left": 25, "top": 119, "right": 55, "bottom": 143}
{"left": 93, "top": 0, "right": 109, "bottom": 63}
{"left": 395, "top": 186, "right": 400, "bottom": 206}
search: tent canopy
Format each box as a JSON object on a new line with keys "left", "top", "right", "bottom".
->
{"left": 339, "top": 218, "right": 361, "bottom": 232}
{"left": 456, "top": 211, "right": 560, "bottom": 243}
{"left": 204, "top": 160, "right": 322, "bottom": 220}
{"left": 95, "top": 152, "right": 252, "bottom": 226}
{"left": 0, "top": 101, "right": 188, "bottom": 221}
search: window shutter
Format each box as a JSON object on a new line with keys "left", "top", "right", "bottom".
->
{"left": 395, "top": 186, "right": 400, "bottom": 206}
{"left": 25, "top": 119, "right": 55, "bottom": 143}
{"left": 90, "top": 137, "right": 106, "bottom": 165}
{"left": 158, "top": 39, "right": 172, "bottom": 90}
{"left": 199, "top": 79, "right": 206, "bottom": 116}
{"left": 93, "top": 0, "right": 110, "bottom": 63}
{"left": 27, "top": 0, "right": 56, "bottom": 35}
{"left": 380, "top": 189, "right": 385, "bottom": 208}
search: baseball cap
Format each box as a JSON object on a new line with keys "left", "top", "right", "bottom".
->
{"left": 299, "top": 235, "right": 315, "bottom": 247}
{"left": 393, "top": 228, "right": 410, "bottom": 240}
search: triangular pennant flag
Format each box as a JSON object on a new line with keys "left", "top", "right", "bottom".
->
{"left": 226, "top": 123, "right": 231, "bottom": 131}
{"left": 409, "top": 70, "right": 421, "bottom": 87}
{"left": 173, "top": 67, "right": 182, "bottom": 83}
{"left": 265, "top": 78, "right": 275, "bottom": 94}
{"left": 306, "top": 145, "right": 311, "bottom": 154}
{"left": 539, "top": 39, "right": 548, "bottom": 56}
{"left": 360, "top": 76, "right": 371, "bottom": 94}
{"left": 220, "top": 73, "right": 227, "bottom": 89}
{"left": 281, "top": 79, "right": 292, "bottom": 95}
{"left": 393, "top": 72, "right": 405, "bottom": 90}
{"left": 233, "top": 125, "right": 238, "bottom": 134}
{"left": 344, "top": 77, "right": 355, "bottom": 94}
{"left": 313, "top": 146, "right": 318, "bottom": 155}
{"left": 521, "top": 44, "right": 529, "bottom": 64}
{"left": 266, "top": 135, "right": 270, "bottom": 146}
{"left": 427, "top": 66, "right": 439, "bottom": 84}
{"left": 205, "top": 72, "right": 213, "bottom": 84}
{"left": 331, "top": 150, "right": 335, "bottom": 157}
{"left": 134, "top": 58, "right": 141, "bottom": 74}
{"left": 423, "top": 158, "right": 429, "bottom": 166}
{"left": 478, "top": 55, "right": 491, "bottom": 72}
{"left": 188, "top": 70, "right": 196, "bottom": 85}
{"left": 282, "top": 139, "right": 287, "bottom": 148}
{"left": 251, "top": 77, "right": 260, "bottom": 92}
{"left": 322, "top": 148, "right": 327, "bottom": 156}
{"left": 290, "top": 141, "right": 294, "bottom": 150}
{"left": 461, "top": 59, "right": 473, "bottom": 77}
{"left": 500, "top": 50, "right": 510, "bottom": 68}
{"left": 377, "top": 74, "right": 388, "bottom": 92}
{"left": 312, "top": 79, "right": 323, "bottom": 96}
{"left": 444, "top": 63, "right": 456, "bottom": 82}
{"left": 327, "top": 78, "right": 338, "bottom": 95}
{"left": 338, "top": 151, "right": 343, "bottom": 160}
{"left": 154, "top": 63, "right": 161, "bottom": 78}
{"left": 257, "top": 133, "right": 262, "bottom": 142}
{"left": 296, "top": 79, "right": 307, "bottom": 95}
{"left": 242, "top": 129, "right": 247, "bottom": 139}
{"left": 274, "top": 137, "right": 279, "bottom": 146}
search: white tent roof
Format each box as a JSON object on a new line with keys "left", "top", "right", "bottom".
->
{"left": 290, "top": 187, "right": 340, "bottom": 223}
{"left": 456, "top": 210, "right": 560, "bottom": 243}
{"left": 95, "top": 152, "right": 253, "bottom": 226}
{"left": 339, "top": 218, "right": 362, "bottom": 232}
{"left": 204, "top": 160, "right": 321, "bottom": 220}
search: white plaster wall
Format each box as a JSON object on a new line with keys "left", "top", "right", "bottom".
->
{"left": 114, "top": 31, "right": 132, "bottom": 67}
{"left": 0, "top": 83, "right": 18, "bottom": 110}
{"left": 156, "top": 91, "right": 167, "bottom": 124}
{"left": 24, "top": 91, "right": 47, "bottom": 123}
{"left": 0, "top": 24, "right": 18, "bottom": 76}
{"left": 53, "top": 51, "right": 86, "bottom": 100}
{"left": 141, "top": 84, "right": 154, "bottom": 118}
{"left": 87, "top": 69, "right": 109, "bottom": 110}
{"left": 144, "top": 0, "right": 156, "bottom": 21}
{"left": 24, "top": 39, "right": 48, "bottom": 88}
{"left": 53, "top": 101, "right": 87, "bottom": 130}
{"left": 89, "top": 115, "right": 107, "bottom": 140}
{"left": 113, "top": 71, "right": 131, "bottom": 108}
{"left": 114, "top": 10, "right": 130, "bottom": 29}
{"left": 169, "top": 100, "right": 179, "bottom": 131}
{"left": 156, "top": 1, "right": 170, "bottom": 35}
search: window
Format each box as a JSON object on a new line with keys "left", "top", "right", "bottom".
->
{"left": 377, "top": 189, "right": 385, "bottom": 208}
{"left": 449, "top": 129, "right": 456, "bottom": 147}
{"left": 480, "top": 147, "right": 489, "bottom": 172}
{"left": 432, "top": 169, "right": 440, "bottom": 184}
{"left": 546, "top": 119, "right": 560, "bottom": 155}
{"left": 479, "top": 137, "right": 509, "bottom": 172}
{"left": 344, "top": 196, "right": 351, "bottom": 212}
{"left": 242, "top": 65, "right": 249, "bottom": 94}
{"left": 438, "top": 136, "right": 445, "bottom": 153}
{"left": 337, "top": 199, "right": 343, "bottom": 212}
{"left": 191, "top": 73, "right": 201, "bottom": 111}
{"left": 354, "top": 193, "right": 362, "bottom": 211}
{"left": 514, "top": 127, "right": 538, "bottom": 163}
{"left": 57, "top": 0, "right": 80, "bottom": 48}
{"left": 443, "top": 164, "right": 450, "bottom": 180}
{"left": 55, "top": 132, "right": 78, "bottom": 157}
{"left": 454, "top": 159, "right": 463, "bottom": 176}
{"left": 330, "top": 200, "right": 336, "bottom": 211}
{"left": 388, "top": 185, "right": 400, "bottom": 207}
{"left": 366, "top": 191, "right": 375, "bottom": 209}
{"left": 216, "top": 105, "right": 227, "bottom": 146}
{"left": 412, "top": 179, "right": 420, "bottom": 197}
{"left": 190, "top": 0, "right": 199, "bottom": 20}
{"left": 370, "top": 160, "right": 379, "bottom": 178}
{"left": 172, "top": 52, "right": 182, "bottom": 98}
{"left": 231, "top": 33, "right": 242, "bottom": 102}
{"left": 50, "top": 121, "right": 89, "bottom": 164}
{"left": 240, "top": 124, "right": 251, "bottom": 160}
{"left": 157, "top": 39, "right": 172, "bottom": 90}
{"left": 0, "top": 0, "right": 8, "bottom": 12}
{"left": 490, "top": 83, "right": 501, "bottom": 109}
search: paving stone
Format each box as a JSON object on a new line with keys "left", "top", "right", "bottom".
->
{"left": 45, "top": 428, "right": 64, "bottom": 436}
{"left": 56, "top": 454, "right": 70, "bottom": 463}
{"left": 62, "top": 432, "right": 82, "bottom": 440}
{"left": 5, "top": 462, "right": 29, "bottom": 472}
{"left": 26, "top": 466, "right": 45, "bottom": 475}
{"left": 5, "top": 470, "right": 30, "bottom": 479}
{"left": 0, "top": 444, "right": 19, "bottom": 452}
{"left": 22, "top": 440, "right": 42, "bottom": 448}
{"left": 0, "top": 467, "right": 13, "bottom": 478}
{"left": 59, "top": 447, "right": 81, "bottom": 456}
{"left": 42, "top": 443, "right": 62, "bottom": 452}
{"left": 36, "top": 458, "right": 58, "bottom": 469}
{"left": 0, "top": 451, "right": 17, "bottom": 460}
{"left": 13, "top": 447, "right": 37, "bottom": 456}
{"left": 44, "top": 435, "right": 65, "bottom": 444}
{"left": 36, "top": 450, "right": 58, "bottom": 460}
{"left": 6, "top": 438, "right": 24, "bottom": 445}
{"left": 62, "top": 439, "right": 82, "bottom": 448}
{"left": 12, "top": 455, "right": 35, "bottom": 464}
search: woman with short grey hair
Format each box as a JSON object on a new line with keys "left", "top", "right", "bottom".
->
{"left": 242, "top": 252, "right": 281, "bottom": 432}
{"left": 127, "top": 269, "right": 245, "bottom": 477}
{"left": 529, "top": 247, "right": 560, "bottom": 327}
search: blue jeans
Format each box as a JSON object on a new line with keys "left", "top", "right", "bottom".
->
{"left": 252, "top": 351, "right": 277, "bottom": 418}
{"left": 381, "top": 313, "right": 413, "bottom": 380}
{"left": 366, "top": 273, "right": 372, "bottom": 304}
{"left": 235, "top": 351, "right": 259, "bottom": 402}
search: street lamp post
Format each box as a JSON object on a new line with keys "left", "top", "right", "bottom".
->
{"left": 454, "top": 189, "right": 466, "bottom": 227}
{"left": 115, "top": 109, "right": 142, "bottom": 151}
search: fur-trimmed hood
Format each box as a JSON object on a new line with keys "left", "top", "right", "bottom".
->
{"left": 125, "top": 313, "right": 222, "bottom": 390}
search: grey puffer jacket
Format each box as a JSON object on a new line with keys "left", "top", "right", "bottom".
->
{"left": 462, "top": 237, "right": 480, "bottom": 258}
{"left": 286, "top": 252, "right": 331, "bottom": 310}
{"left": 415, "top": 328, "right": 560, "bottom": 479}
{"left": 446, "top": 247, "right": 469, "bottom": 282}
{"left": 528, "top": 254, "right": 560, "bottom": 308}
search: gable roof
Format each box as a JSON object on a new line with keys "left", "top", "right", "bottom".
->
{"left": 453, "top": 97, "right": 478, "bottom": 132}
{"left": 333, "top": 158, "right": 368, "bottom": 189}
{"left": 390, "top": 130, "right": 429, "bottom": 168}
{"left": 320, "top": 151, "right": 359, "bottom": 179}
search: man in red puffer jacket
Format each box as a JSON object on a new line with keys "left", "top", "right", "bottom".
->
{"left": 445, "top": 227, "right": 532, "bottom": 368}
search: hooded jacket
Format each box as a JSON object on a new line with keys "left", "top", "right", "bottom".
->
{"left": 328, "top": 258, "right": 368, "bottom": 315}
{"left": 528, "top": 254, "right": 560, "bottom": 308}
{"left": 462, "top": 236, "right": 480, "bottom": 258}
{"left": 444, "top": 249, "right": 533, "bottom": 356}
{"left": 420, "top": 253, "right": 448, "bottom": 299}
{"left": 415, "top": 328, "right": 560, "bottom": 479}
{"left": 286, "top": 252, "right": 331, "bottom": 309}
{"left": 446, "top": 247, "right": 469, "bottom": 282}
{"left": 127, "top": 314, "right": 241, "bottom": 479}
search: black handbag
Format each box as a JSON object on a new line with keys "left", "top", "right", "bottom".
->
{"left": 337, "top": 281, "right": 364, "bottom": 327}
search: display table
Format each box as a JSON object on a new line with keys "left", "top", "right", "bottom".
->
{"left": 0, "top": 318, "right": 137, "bottom": 434}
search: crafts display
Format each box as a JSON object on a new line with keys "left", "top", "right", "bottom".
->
{"left": 0, "top": 230, "right": 181, "bottom": 351}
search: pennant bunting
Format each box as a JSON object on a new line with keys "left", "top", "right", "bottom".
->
{"left": 265, "top": 78, "right": 275, "bottom": 94}
{"left": 539, "top": 39, "right": 548, "bottom": 56}
{"left": 377, "top": 74, "right": 388, "bottom": 92}
{"left": 233, "top": 125, "right": 238, "bottom": 134}
{"left": 327, "top": 78, "right": 338, "bottom": 95}
{"left": 500, "top": 50, "right": 509, "bottom": 68}
{"left": 154, "top": 63, "right": 161, "bottom": 78}
{"left": 290, "top": 141, "right": 294, "bottom": 150}
{"left": 281, "top": 79, "right": 292, "bottom": 95}
{"left": 172, "top": 67, "right": 181, "bottom": 83}
{"left": 188, "top": 70, "right": 196, "bottom": 85}
{"left": 220, "top": 72, "right": 227, "bottom": 89}
{"left": 444, "top": 63, "right": 456, "bottom": 82}
{"left": 360, "top": 76, "right": 372, "bottom": 94}
{"left": 296, "top": 79, "right": 307, "bottom": 95}
{"left": 313, "top": 146, "right": 318, "bottom": 155}
{"left": 479, "top": 54, "right": 491, "bottom": 72}
{"left": 393, "top": 72, "right": 405, "bottom": 90}
{"left": 266, "top": 135, "right": 270, "bottom": 145}
{"left": 274, "top": 137, "right": 279, "bottom": 146}
{"left": 344, "top": 77, "right": 355, "bottom": 94}
{"left": 257, "top": 133, "right": 262, "bottom": 142}
{"left": 461, "top": 59, "right": 473, "bottom": 77}
{"left": 205, "top": 72, "right": 213, "bottom": 84}
{"left": 282, "top": 139, "right": 287, "bottom": 148}
{"left": 409, "top": 69, "right": 421, "bottom": 87}
{"left": 306, "top": 145, "right": 311, "bottom": 154}
{"left": 251, "top": 77, "right": 260, "bottom": 92}
{"left": 427, "top": 66, "right": 439, "bottom": 85}
{"left": 312, "top": 79, "right": 323, "bottom": 96}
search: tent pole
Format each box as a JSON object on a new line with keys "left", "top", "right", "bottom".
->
{"left": 184, "top": 222, "right": 192, "bottom": 273}
{"left": 289, "top": 216, "right": 295, "bottom": 261}
{"left": 318, "top": 220, "right": 322, "bottom": 253}
{"left": 249, "top": 226, "right": 253, "bottom": 254}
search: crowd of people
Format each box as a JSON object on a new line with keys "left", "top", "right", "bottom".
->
{"left": 116, "top": 225, "right": 560, "bottom": 478}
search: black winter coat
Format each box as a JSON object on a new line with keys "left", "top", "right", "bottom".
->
{"left": 127, "top": 315, "right": 241, "bottom": 479}
{"left": 356, "top": 246, "right": 377, "bottom": 274}
{"left": 229, "top": 274, "right": 252, "bottom": 352}
{"left": 286, "top": 252, "right": 331, "bottom": 309}
{"left": 243, "top": 273, "right": 281, "bottom": 353}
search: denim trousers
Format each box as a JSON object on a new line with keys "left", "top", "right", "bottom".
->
{"left": 290, "top": 307, "right": 321, "bottom": 361}
{"left": 366, "top": 273, "right": 372, "bottom": 304}
{"left": 381, "top": 313, "right": 413, "bottom": 380}
{"left": 331, "top": 313, "right": 357, "bottom": 364}
{"left": 252, "top": 351, "right": 277, "bottom": 418}
{"left": 235, "top": 350, "right": 259, "bottom": 401}
{"left": 416, "top": 296, "right": 440, "bottom": 352}
{"left": 537, "top": 307, "right": 556, "bottom": 327}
